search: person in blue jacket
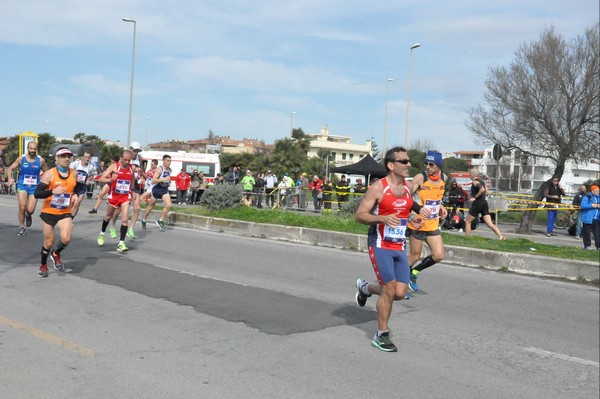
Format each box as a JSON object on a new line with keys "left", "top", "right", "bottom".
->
{"left": 580, "top": 184, "right": 600, "bottom": 250}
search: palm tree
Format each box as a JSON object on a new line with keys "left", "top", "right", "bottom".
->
{"left": 291, "top": 128, "right": 311, "bottom": 153}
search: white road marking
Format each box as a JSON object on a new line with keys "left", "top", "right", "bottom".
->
{"left": 524, "top": 346, "right": 599, "bottom": 367}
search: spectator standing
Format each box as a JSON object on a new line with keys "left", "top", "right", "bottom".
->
{"left": 335, "top": 175, "right": 350, "bottom": 212}
{"left": 285, "top": 173, "right": 295, "bottom": 207}
{"left": 543, "top": 177, "right": 565, "bottom": 237}
{"left": 309, "top": 175, "right": 323, "bottom": 211}
{"left": 213, "top": 172, "right": 223, "bottom": 185}
{"left": 255, "top": 172, "right": 266, "bottom": 208}
{"left": 241, "top": 169, "right": 256, "bottom": 205}
{"left": 572, "top": 185, "right": 587, "bottom": 239}
{"left": 264, "top": 170, "right": 278, "bottom": 207}
{"left": 353, "top": 178, "right": 367, "bottom": 197}
{"left": 299, "top": 173, "right": 309, "bottom": 209}
{"left": 176, "top": 169, "right": 191, "bottom": 205}
{"left": 226, "top": 167, "right": 236, "bottom": 185}
{"left": 580, "top": 184, "right": 600, "bottom": 250}
{"left": 322, "top": 177, "right": 333, "bottom": 213}
{"left": 189, "top": 170, "right": 200, "bottom": 204}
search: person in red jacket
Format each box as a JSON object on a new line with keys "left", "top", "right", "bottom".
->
{"left": 175, "top": 169, "right": 191, "bottom": 205}
{"left": 308, "top": 175, "right": 323, "bottom": 211}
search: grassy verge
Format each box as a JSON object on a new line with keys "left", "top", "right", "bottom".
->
{"left": 153, "top": 204, "right": 598, "bottom": 262}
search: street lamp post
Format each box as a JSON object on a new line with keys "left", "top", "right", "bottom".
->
{"left": 123, "top": 17, "right": 137, "bottom": 148}
{"left": 404, "top": 42, "right": 420, "bottom": 148}
{"left": 383, "top": 78, "right": 393, "bottom": 155}
{"left": 290, "top": 111, "right": 296, "bottom": 135}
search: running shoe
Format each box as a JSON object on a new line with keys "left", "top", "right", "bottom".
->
{"left": 156, "top": 220, "right": 165, "bottom": 230}
{"left": 355, "top": 277, "right": 371, "bottom": 307}
{"left": 38, "top": 264, "right": 49, "bottom": 278}
{"left": 408, "top": 272, "right": 419, "bottom": 292}
{"left": 17, "top": 227, "right": 26, "bottom": 236}
{"left": 50, "top": 251, "right": 64, "bottom": 271}
{"left": 25, "top": 211, "right": 32, "bottom": 227}
{"left": 141, "top": 220, "right": 147, "bottom": 230}
{"left": 97, "top": 234, "right": 105, "bottom": 246}
{"left": 404, "top": 294, "right": 410, "bottom": 300}
{"left": 109, "top": 227, "right": 117, "bottom": 238}
{"left": 117, "top": 242, "right": 129, "bottom": 252}
{"left": 127, "top": 228, "right": 136, "bottom": 239}
{"left": 88, "top": 208, "right": 97, "bottom": 214}
{"left": 371, "top": 332, "right": 397, "bottom": 352}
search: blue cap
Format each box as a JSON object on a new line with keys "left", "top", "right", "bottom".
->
{"left": 425, "top": 150, "right": 443, "bottom": 168}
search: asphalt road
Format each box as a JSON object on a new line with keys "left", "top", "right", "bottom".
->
{"left": 0, "top": 194, "right": 598, "bottom": 399}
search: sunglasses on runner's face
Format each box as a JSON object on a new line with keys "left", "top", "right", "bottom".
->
{"left": 425, "top": 162, "right": 436, "bottom": 167}
{"left": 393, "top": 159, "right": 411, "bottom": 164}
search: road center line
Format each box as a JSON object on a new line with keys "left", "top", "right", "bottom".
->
{"left": 0, "top": 315, "right": 95, "bottom": 358}
{"left": 523, "top": 346, "right": 599, "bottom": 368}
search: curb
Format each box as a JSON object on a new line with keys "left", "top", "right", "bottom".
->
{"left": 160, "top": 211, "right": 599, "bottom": 284}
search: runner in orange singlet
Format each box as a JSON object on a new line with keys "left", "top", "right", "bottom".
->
{"left": 33, "top": 147, "right": 77, "bottom": 277}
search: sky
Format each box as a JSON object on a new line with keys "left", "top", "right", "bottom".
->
{"left": 0, "top": 1, "right": 598, "bottom": 154}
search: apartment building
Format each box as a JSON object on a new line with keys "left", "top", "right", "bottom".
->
{"left": 306, "top": 126, "right": 373, "bottom": 166}
{"left": 447, "top": 148, "right": 600, "bottom": 194}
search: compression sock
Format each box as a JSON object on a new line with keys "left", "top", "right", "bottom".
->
{"left": 54, "top": 241, "right": 68, "bottom": 255}
{"left": 120, "top": 225, "right": 127, "bottom": 241}
{"left": 101, "top": 219, "right": 109, "bottom": 233}
{"left": 41, "top": 247, "right": 50, "bottom": 265}
{"left": 413, "top": 255, "right": 437, "bottom": 272}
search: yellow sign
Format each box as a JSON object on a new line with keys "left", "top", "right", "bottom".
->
{"left": 19, "top": 131, "right": 38, "bottom": 156}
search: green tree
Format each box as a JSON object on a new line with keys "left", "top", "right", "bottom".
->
{"left": 291, "top": 128, "right": 311, "bottom": 153}
{"left": 467, "top": 24, "right": 599, "bottom": 233}
{"left": 100, "top": 144, "right": 125, "bottom": 164}
{"left": 371, "top": 140, "right": 381, "bottom": 162}
{"left": 442, "top": 157, "right": 470, "bottom": 173}
{"left": 269, "top": 138, "right": 307, "bottom": 176}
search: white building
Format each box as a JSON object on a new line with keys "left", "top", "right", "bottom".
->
{"left": 451, "top": 147, "right": 600, "bottom": 194}
{"left": 306, "top": 126, "right": 373, "bottom": 166}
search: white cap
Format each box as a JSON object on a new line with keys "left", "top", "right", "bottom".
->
{"left": 130, "top": 141, "right": 142, "bottom": 151}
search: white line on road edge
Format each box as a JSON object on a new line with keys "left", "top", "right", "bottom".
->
{"left": 524, "top": 346, "right": 599, "bottom": 368}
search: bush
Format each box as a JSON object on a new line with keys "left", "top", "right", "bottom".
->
{"left": 199, "top": 184, "right": 244, "bottom": 210}
{"left": 340, "top": 196, "right": 362, "bottom": 216}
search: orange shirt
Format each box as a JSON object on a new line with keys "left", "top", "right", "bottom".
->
{"left": 41, "top": 168, "right": 77, "bottom": 215}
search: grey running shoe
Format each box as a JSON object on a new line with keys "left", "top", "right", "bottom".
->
{"left": 50, "top": 251, "right": 64, "bottom": 271}
{"left": 17, "top": 227, "right": 26, "bottom": 236}
{"left": 38, "top": 264, "right": 49, "bottom": 278}
{"left": 141, "top": 220, "right": 147, "bottom": 230}
{"left": 25, "top": 211, "right": 32, "bottom": 227}
{"left": 156, "top": 220, "right": 165, "bottom": 230}
{"left": 355, "top": 277, "right": 371, "bottom": 307}
{"left": 88, "top": 208, "right": 98, "bottom": 214}
{"left": 371, "top": 332, "right": 397, "bottom": 352}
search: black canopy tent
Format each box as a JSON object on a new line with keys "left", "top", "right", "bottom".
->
{"left": 329, "top": 154, "right": 387, "bottom": 185}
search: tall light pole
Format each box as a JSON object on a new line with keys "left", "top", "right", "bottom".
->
{"left": 123, "top": 17, "right": 137, "bottom": 147}
{"left": 383, "top": 78, "right": 393, "bottom": 155}
{"left": 404, "top": 42, "right": 420, "bottom": 148}
{"left": 290, "top": 111, "right": 296, "bottom": 135}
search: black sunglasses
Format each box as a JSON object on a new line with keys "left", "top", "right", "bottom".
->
{"left": 393, "top": 159, "right": 411, "bottom": 164}
{"left": 424, "top": 162, "right": 436, "bottom": 167}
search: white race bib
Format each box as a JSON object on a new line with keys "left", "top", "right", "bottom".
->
{"left": 77, "top": 171, "right": 88, "bottom": 183}
{"left": 115, "top": 179, "right": 131, "bottom": 194}
{"left": 23, "top": 174, "right": 38, "bottom": 186}
{"left": 50, "top": 193, "right": 71, "bottom": 210}
{"left": 424, "top": 199, "right": 441, "bottom": 219}
{"left": 383, "top": 218, "right": 408, "bottom": 243}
